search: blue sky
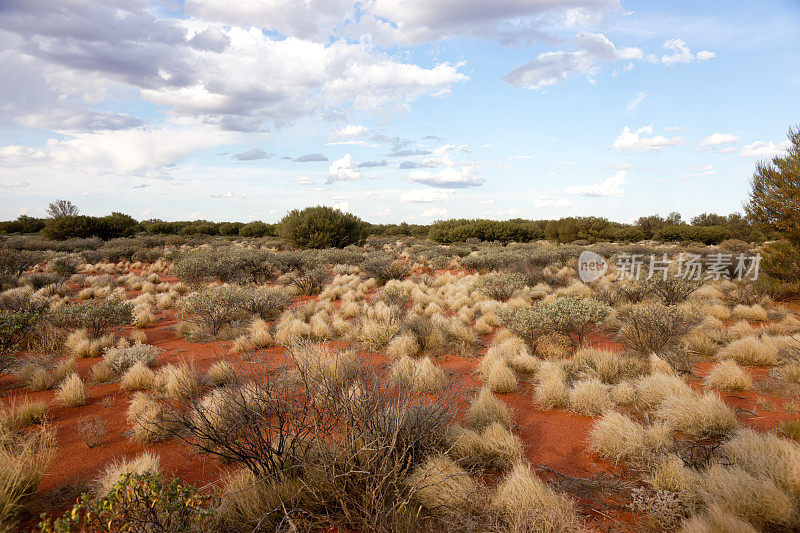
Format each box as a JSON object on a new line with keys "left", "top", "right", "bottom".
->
{"left": 0, "top": 0, "right": 798, "bottom": 224}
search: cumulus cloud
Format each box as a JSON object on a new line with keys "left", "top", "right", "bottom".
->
{"left": 327, "top": 154, "right": 361, "bottom": 183}
{"left": 211, "top": 191, "right": 248, "bottom": 199}
{"left": 612, "top": 125, "right": 686, "bottom": 151}
{"left": 564, "top": 170, "right": 626, "bottom": 197}
{"left": 739, "top": 140, "right": 789, "bottom": 158}
{"left": 0, "top": 2, "right": 468, "bottom": 132}
{"left": 328, "top": 125, "right": 411, "bottom": 149}
{"left": 295, "top": 153, "right": 329, "bottom": 162}
{"left": 352, "top": 0, "right": 621, "bottom": 46}
{"left": 660, "top": 39, "right": 715, "bottom": 66}
{"left": 698, "top": 133, "right": 739, "bottom": 147}
{"left": 533, "top": 196, "right": 570, "bottom": 208}
{"left": 407, "top": 165, "right": 484, "bottom": 188}
{"left": 357, "top": 159, "right": 388, "bottom": 168}
{"left": 399, "top": 189, "right": 454, "bottom": 203}
{"left": 505, "top": 32, "right": 642, "bottom": 90}
{"left": 232, "top": 148, "right": 270, "bottom": 160}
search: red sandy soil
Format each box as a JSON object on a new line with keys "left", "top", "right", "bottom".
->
{"left": 5, "top": 271, "right": 800, "bottom": 532}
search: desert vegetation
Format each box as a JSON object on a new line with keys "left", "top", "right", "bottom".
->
{"left": 0, "top": 130, "right": 798, "bottom": 532}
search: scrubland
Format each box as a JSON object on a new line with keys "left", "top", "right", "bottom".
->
{"left": 0, "top": 234, "right": 799, "bottom": 532}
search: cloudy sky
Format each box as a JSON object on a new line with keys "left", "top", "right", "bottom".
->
{"left": 1, "top": 0, "right": 798, "bottom": 224}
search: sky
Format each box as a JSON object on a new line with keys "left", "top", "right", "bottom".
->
{"left": 1, "top": 0, "right": 799, "bottom": 225}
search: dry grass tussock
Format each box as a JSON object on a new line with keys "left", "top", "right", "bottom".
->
{"left": 0, "top": 425, "right": 56, "bottom": 525}
{"left": 407, "top": 454, "right": 479, "bottom": 512}
{"left": 126, "top": 392, "right": 174, "bottom": 443}
{"left": 703, "top": 360, "right": 752, "bottom": 391}
{"left": 655, "top": 392, "right": 737, "bottom": 437}
{"left": 95, "top": 452, "right": 161, "bottom": 496}
{"left": 589, "top": 411, "right": 671, "bottom": 465}
{"left": 55, "top": 373, "right": 86, "bottom": 407}
{"left": 721, "top": 428, "right": 800, "bottom": 500}
{"left": 64, "top": 329, "right": 115, "bottom": 358}
{"left": 467, "top": 388, "right": 513, "bottom": 429}
{"left": 207, "top": 360, "right": 237, "bottom": 386}
{"left": 695, "top": 464, "right": 797, "bottom": 529}
{"left": 491, "top": 461, "right": 583, "bottom": 533}
{"left": 478, "top": 422, "right": 524, "bottom": 470}
{"left": 678, "top": 504, "right": 759, "bottom": 533}
{"left": 155, "top": 363, "right": 201, "bottom": 399}
{"left": 716, "top": 335, "right": 791, "bottom": 366}
{"left": 634, "top": 372, "right": 693, "bottom": 410}
{"left": 568, "top": 378, "right": 612, "bottom": 416}
{"left": 534, "top": 362, "right": 568, "bottom": 410}
{"left": 217, "top": 468, "right": 308, "bottom": 531}
{"left": 485, "top": 361, "right": 518, "bottom": 393}
{"left": 388, "top": 355, "right": 447, "bottom": 393}
{"left": 121, "top": 362, "right": 156, "bottom": 391}
{"left": 0, "top": 400, "right": 48, "bottom": 433}
{"left": 731, "top": 304, "right": 768, "bottom": 322}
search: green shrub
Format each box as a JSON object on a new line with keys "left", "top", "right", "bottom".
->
{"left": 361, "top": 255, "right": 411, "bottom": 284}
{"left": 617, "top": 302, "right": 697, "bottom": 360}
{"left": 103, "top": 344, "right": 162, "bottom": 373}
{"left": 241, "top": 286, "right": 295, "bottom": 320}
{"left": 0, "top": 249, "right": 45, "bottom": 277}
{"left": 238, "top": 221, "right": 275, "bottom": 238}
{"left": 760, "top": 240, "right": 800, "bottom": 283}
{"left": 283, "top": 267, "right": 331, "bottom": 296}
{"left": 179, "top": 286, "right": 247, "bottom": 335}
{"left": 277, "top": 206, "right": 366, "bottom": 249}
{"left": 0, "top": 311, "right": 39, "bottom": 353}
{"left": 477, "top": 273, "right": 526, "bottom": 302}
{"left": 643, "top": 278, "right": 699, "bottom": 305}
{"left": 501, "top": 296, "right": 610, "bottom": 347}
{"left": 39, "top": 472, "right": 217, "bottom": 532}
{"left": 52, "top": 298, "right": 132, "bottom": 338}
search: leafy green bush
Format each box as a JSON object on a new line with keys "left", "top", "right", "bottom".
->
{"left": 277, "top": 206, "right": 365, "bottom": 249}
{"left": 52, "top": 298, "right": 132, "bottom": 338}
{"left": 760, "top": 240, "right": 800, "bottom": 283}
{"left": 45, "top": 255, "right": 79, "bottom": 277}
{"left": 39, "top": 472, "right": 217, "bottom": 532}
{"left": 477, "top": 273, "right": 526, "bottom": 302}
{"left": 238, "top": 221, "right": 274, "bottom": 238}
{"left": 0, "top": 249, "right": 45, "bottom": 277}
{"left": 283, "top": 267, "right": 331, "bottom": 296}
{"left": 241, "top": 286, "right": 295, "bottom": 320}
{"left": 361, "top": 255, "right": 410, "bottom": 284}
{"left": 179, "top": 286, "right": 247, "bottom": 335}
{"left": 0, "top": 311, "right": 39, "bottom": 353}
{"left": 501, "top": 296, "right": 610, "bottom": 347}
{"left": 103, "top": 344, "right": 162, "bottom": 373}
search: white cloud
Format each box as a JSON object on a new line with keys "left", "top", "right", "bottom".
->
{"left": 327, "top": 154, "right": 361, "bottom": 183}
{"left": 533, "top": 196, "right": 571, "bottom": 208}
{"left": 564, "top": 170, "right": 626, "bottom": 197}
{"left": 626, "top": 91, "right": 646, "bottom": 111}
{"left": 399, "top": 189, "right": 454, "bottom": 203}
{"left": 407, "top": 165, "right": 484, "bottom": 188}
{"left": 505, "top": 32, "right": 641, "bottom": 90}
{"left": 0, "top": 121, "right": 237, "bottom": 175}
{"left": 612, "top": 125, "right": 686, "bottom": 151}
{"left": 698, "top": 133, "right": 739, "bottom": 147}
{"left": 422, "top": 207, "right": 449, "bottom": 218}
{"left": 661, "top": 39, "right": 715, "bottom": 66}
{"left": 739, "top": 140, "right": 789, "bottom": 158}
{"left": 211, "top": 191, "right": 248, "bottom": 199}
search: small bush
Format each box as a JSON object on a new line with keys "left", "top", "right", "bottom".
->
{"left": 241, "top": 286, "right": 294, "bottom": 320}
{"left": 52, "top": 297, "right": 132, "bottom": 337}
{"left": 617, "top": 302, "right": 697, "bottom": 360}
{"left": 477, "top": 273, "right": 526, "bottom": 302}
{"left": 179, "top": 286, "right": 247, "bottom": 336}
{"left": 361, "top": 255, "right": 410, "bottom": 284}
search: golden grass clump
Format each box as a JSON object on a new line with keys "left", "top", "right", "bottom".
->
{"left": 126, "top": 393, "right": 172, "bottom": 443}
{"left": 52, "top": 357, "right": 77, "bottom": 384}
{"left": 648, "top": 453, "right": 700, "bottom": 495}
{"left": 491, "top": 461, "right": 582, "bottom": 532}
{"left": 478, "top": 422, "right": 524, "bottom": 470}
{"left": 535, "top": 333, "right": 572, "bottom": 359}
{"left": 574, "top": 347, "right": 644, "bottom": 384}
{"left": 485, "top": 361, "right": 518, "bottom": 393}
{"left": 446, "top": 424, "right": 486, "bottom": 468}
{"left": 0, "top": 425, "right": 56, "bottom": 525}
{"left": 407, "top": 454, "right": 479, "bottom": 512}
{"left": 610, "top": 381, "right": 636, "bottom": 406}
{"left": 655, "top": 392, "right": 737, "bottom": 436}
{"left": 716, "top": 335, "right": 784, "bottom": 366}
{"left": 727, "top": 320, "right": 754, "bottom": 340}
{"left": 412, "top": 357, "right": 448, "bottom": 394}
{"left": 121, "top": 362, "right": 156, "bottom": 391}
{"left": 0, "top": 400, "right": 48, "bottom": 433}
{"left": 274, "top": 318, "right": 312, "bottom": 346}
{"left": 156, "top": 363, "right": 200, "bottom": 399}
{"left": 678, "top": 504, "right": 759, "bottom": 533}
{"left": 507, "top": 353, "right": 539, "bottom": 375}
{"left": 732, "top": 304, "right": 768, "bottom": 322}
{"left": 721, "top": 428, "right": 800, "bottom": 500}
{"left": 703, "top": 360, "right": 752, "bottom": 391}
{"left": 385, "top": 333, "right": 420, "bottom": 360}
{"left": 588, "top": 411, "right": 671, "bottom": 465}
{"left": 207, "top": 361, "right": 237, "bottom": 386}
{"left": 55, "top": 373, "right": 86, "bottom": 407}
{"left": 388, "top": 355, "right": 416, "bottom": 389}
{"left": 534, "top": 361, "right": 568, "bottom": 410}
{"left": 568, "top": 378, "right": 611, "bottom": 416}
{"left": 634, "top": 372, "right": 693, "bottom": 410}
{"left": 696, "top": 464, "right": 797, "bottom": 529}
{"left": 467, "top": 388, "right": 513, "bottom": 429}
{"left": 23, "top": 365, "right": 53, "bottom": 391}
{"left": 90, "top": 361, "right": 114, "bottom": 383}
{"left": 95, "top": 452, "right": 161, "bottom": 496}
{"left": 128, "top": 330, "right": 148, "bottom": 345}
{"left": 217, "top": 468, "right": 308, "bottom": 530}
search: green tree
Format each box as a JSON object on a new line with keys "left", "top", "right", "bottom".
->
{"left": 277, "top": 206, "right": 365, "bottom": 249}
{"left": 46, "top": 199, "right": 79, "bottom": 219}
{"left": 745, "top": 126, "right": 800, "bottom": 243}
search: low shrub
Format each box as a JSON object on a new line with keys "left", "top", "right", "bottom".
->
{"left": 103, "top": 344, "right": 161, "bottom": 373}
{"left": 52, "top": 297, "right": 132, "bottom": 337}
{"left": 179, "top": 286, "right": 247, "bottom": 336}
{"left": 277, "top": 206, "right": 366, "bottom": 249}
